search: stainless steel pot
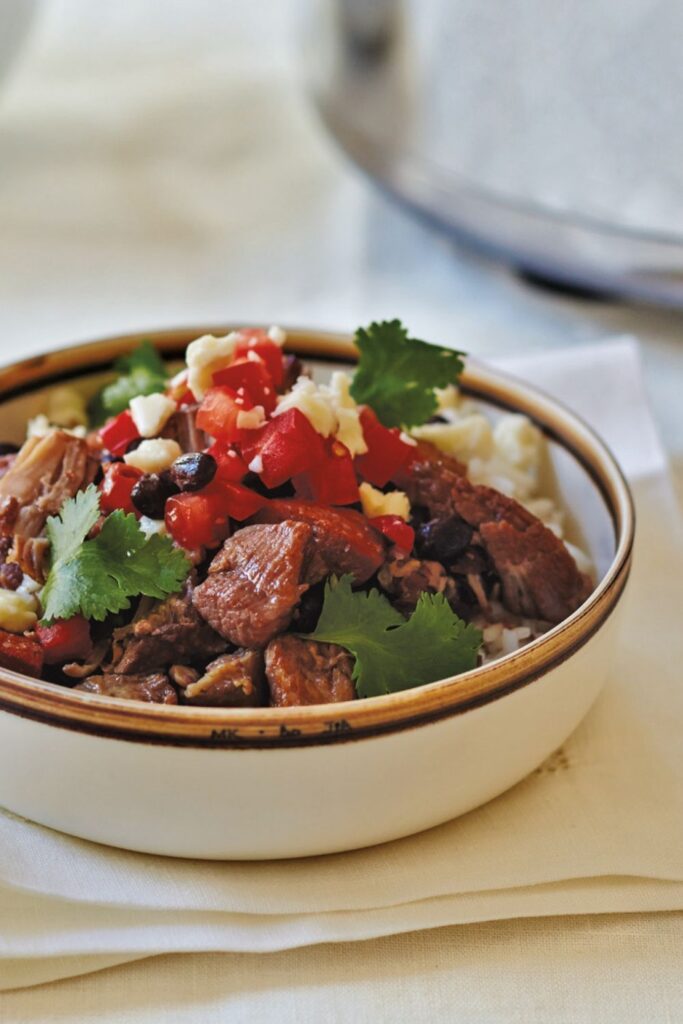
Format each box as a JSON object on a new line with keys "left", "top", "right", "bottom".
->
{"left": 306, "top": 0, "right": 683, "bottom": 306}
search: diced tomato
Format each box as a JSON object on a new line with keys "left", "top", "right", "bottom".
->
{"left": 165, "top": 369, "right": 195, "bottom": 406}
{"left": 212, "top": 358, "right": 276, "bottom": 414}
{"left": 370, "top": 515, "right": 415, "bottom": 553}
{"left": 165, "top": 491, "right": 230, "bottom": 550}
{"left": 196, "top": 386, "right": 255, "bottom": 443}
{"left": 175, "top": 388, "right": 197, "bottom": 408}
{"left": 233, "top": 330, "right": 285, "bottom": 388}
{"left": 99, "top": 410, "right": 140, "bottom": 457}
{"left": 294, "top": 439, "right": 359, "bottom": 506}
{"left": 99, "top": 463, "right": 142, "bottom": 516}
{"left": 208, "top": 480, "right": 266, "bottom": 521}
{"left": 240, "top": 408, "right": 326, "bottom": 489}
{"left": 36, "top": 615, "right": 92, "bottom": 666}
{"left": 355, "top": 407, "right": 414, "bottom": 487}
{"left": 206, "top": 442, "right": 248, "bottom": 484}
{"left": 0, "top": 630, "right": 43, "bottom": 678}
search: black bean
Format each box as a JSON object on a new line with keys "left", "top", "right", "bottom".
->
{"left": 0, "top": 562, "right": 22, "bottom": 590}
{"left": 170, "top": 452, "right": 217, "bottom": 492}
{"left": 0, "top": 442, "right": 19, "bottom": 456}
{"left": 409, "top": 505, "right": 431, "bottom": 529}
{"left": 131, "top": 473, "right": 180, "bottom": 519}
{"left": 415, "top": 514, "right": 474, "bottom": 565}
{"left": 159, "top": 469, "right": 180, "bottom": 494}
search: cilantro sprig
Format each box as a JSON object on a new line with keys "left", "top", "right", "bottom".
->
{"left": 88, "top": 340, "right": 168, "bottom": 425}
{"left": 41, "top": 486, "right": 190, "bottom": 623}
{"left": 350, "top": 319, "right": 465, "bottom": 429}
{"left": 303, "top": 575, "right": 482, "bottom": 698}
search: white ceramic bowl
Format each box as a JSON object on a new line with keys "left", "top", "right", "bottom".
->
{"left": 0, "top": 327, "right": 634, "bottom": 859}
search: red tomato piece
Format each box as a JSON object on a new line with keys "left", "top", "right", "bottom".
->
{"left": 294, "top": 439, "right": 359, "bottom": 506}
{"left": 369, "top": 515, "right": 415, "bottom": 553}
{"left": 36, "top": 615, "right": 92, "bottom": 666}
{"left": 196, "top": 386, "right": 255, "bottom": 443}
{"left": 233, "top": 330, "right": 285, "bottom": 388}
{"left": 212, "top": 358, "right": 276, "bottom": 414}
{"left": 165, "top": 491, "right": 229, "bottom": 550}
{"left": 175, "top": 388, "right": 197, "bottom": 408}
{"left": 240, "top": 408, "right": 326, "bottom": 489}
{"left": 99, "top": 463, "right": 142, "bottom": 516}
{"left": 206, "top": 442, "right": 248, "bottom": 484}
{"left": 208, "top": 480, "right": 266, "bottom": 521}
{"left": 355, "top": 407, "right": 414, "bottom": 487}
{"left": 0, "top": 630, "right": 43, "bottom": 678}
{"left": 99, "top": 410, "right": 140, "bottom": 457}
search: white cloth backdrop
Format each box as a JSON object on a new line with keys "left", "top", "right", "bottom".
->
{"left": 0, "top": 2, "right": 682, "bottom": 1020}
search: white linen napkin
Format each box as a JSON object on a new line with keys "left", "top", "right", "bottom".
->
{"left": 1, "top": 338, "right": 682, "bottom": 992}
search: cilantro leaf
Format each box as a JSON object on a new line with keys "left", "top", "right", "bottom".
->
{"left": 304, "top": 575, "right": 482, "bottom": 698}
{"left": 350, "top": 319, "right": 465, "bottom": 429}
{"left": 88, "top": 340, "right": 168, "bottom": 425}
{"left": 44, "top": 485, "right": 100, "bottom": 566}
{"left": 41, "top": 485, "right": 190, "bottom": 623}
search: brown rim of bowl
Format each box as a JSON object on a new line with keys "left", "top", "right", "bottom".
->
{"left": 0, "top": 326, "right": 635, "bottom": 748}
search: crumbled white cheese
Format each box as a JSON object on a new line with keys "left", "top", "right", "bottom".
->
{"left": 248, "top": 454, "right": 264, "bottom": 473}
{"left": 359, "top": 482, "right": 411, "bottom": 522}
{"left": 138, "top": 516, "right": 169, "bottom": 539}
{"left": 411, "top": 414, "right": 494, "bottom": 463}
{"left": 26, "top": 414, "right": 52, "bottom": 438}
{"left": 129, "top": 392, "right": 176, "bottom": 438}
{"left": 273, "top": 372, "right": 367, "bottom": 456}
{"left": 186, "top": 333, "right": 239, "bottom": 400}
{"left": 26, "top": 414, "right": 86, "bottom": 440}
{"left": 47, "top": 386, "right": 87, "bottom": 428}
{"left": 0, "top": 590, "right": 38, "bottom": 633}
{"left": 236, "top": 406, "right": 266, "bottom": 430}
{"left": 327, "top": 372, "right": 367, "bottom": 456}
{"left": 274, "top": 376, "right": 336, "bottom": 437}
{"left": 124, "top": 438, "right": 182, "bottom": 474}
{"left": 267, "top": 325, "right": 287, "bottom": 346}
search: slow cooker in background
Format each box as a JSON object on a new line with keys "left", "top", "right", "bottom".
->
{"left": 306, "top": 0, "right": 683, "bottom": 306}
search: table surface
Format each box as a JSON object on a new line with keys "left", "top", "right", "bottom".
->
{"left": 0, "top": 2, "right": 681, "bottom": 1020}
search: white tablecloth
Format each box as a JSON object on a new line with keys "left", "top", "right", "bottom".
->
{"left": 0, "top": 2, "right": 682, "bottom": 1019}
